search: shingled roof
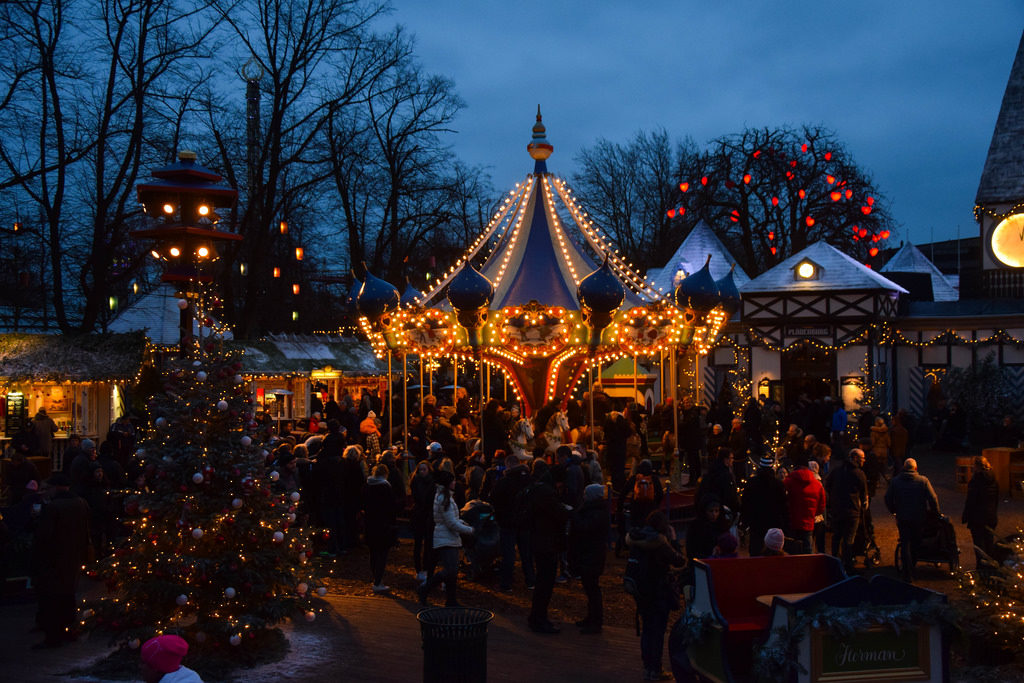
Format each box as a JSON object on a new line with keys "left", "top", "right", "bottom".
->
{"left": 0, "top": 332, "right": 147, "bottom": 382}
{"left": 108, "top": 284, "right": 232, "bottom": 346}
{"left": 647, "top": 220, "right": 750, "bottom": 296}
{"left": 976, "top": 30, "right": 1024, "bottom": 205}
{"left": 881, "top": 243, "right": 959, "bottom": 302}
{"left": 742, "top": 241, "right": 908, "bottom": 294}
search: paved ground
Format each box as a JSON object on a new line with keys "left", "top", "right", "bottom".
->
{"left": 1, "top": 446, "right": 1022, "bottom": 682}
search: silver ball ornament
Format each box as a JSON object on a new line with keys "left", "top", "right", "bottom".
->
{"left": 176, "top": 594, "right": 188, "bottom": 606}
{"left": 272, "top": 531, "right": 285, "bottom": 543}
{"left": 177, "top": 298, "right": 188, "bottom": 310}
{"left": 225, "top": 587, "right": 236, "bottom": 599}
{"left": 289, "top": 491, "right": 301, "bottom": 502}
{"left": 217, "top": 400, "right": 229, "bottom": 412}
{"left": 240, "top": 435, "right": 252, "bottom": 447}
{"left": 232, "top": 498, "right": 243, "bottom": 509}
{"left": 304, "top": 611, "right": 316, "bottom": 622}
{"left": 297, "top": 582, "right": 308, "bottom": 594}
{"left": 269, "top": 470, "right": 280, "bottom": 481}
{"left": 230, "top": 635, "right": 241, "bottom": 646}
{"left": 316, "top": 587, "right": 327, "bottom": 597}
{"left": 196, "top": 371, "right": 207, "bottom": 382}
{"left": 155, "top": 417, "right": 167, "bottom": 428}
{"left": 192, "top": 472, "right": 204, "bottom": 484}
{"left": 191, "top": 528, "right": 204, "bottom": 539}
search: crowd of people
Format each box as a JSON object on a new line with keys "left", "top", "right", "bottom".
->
{"left": 0, "top": 383, "right": 1015, "bottom": 680}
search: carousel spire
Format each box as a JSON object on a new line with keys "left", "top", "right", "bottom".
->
{"left": 527, "top": 105, "right": 554, "bottom": 174}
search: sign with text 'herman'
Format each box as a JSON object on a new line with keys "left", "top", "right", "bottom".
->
{"left": 811, "top": 625, "right": 930, "bottom": 682}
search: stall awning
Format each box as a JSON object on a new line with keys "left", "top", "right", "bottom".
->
{"left": 226, "top": 334, "right": 386, "bottom": 378}
{"left": 0, "top": 332, "right": 147, "bottom": 383}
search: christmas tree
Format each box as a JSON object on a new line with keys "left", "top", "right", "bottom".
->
{"left": 86, "top": 328, "right": 321, "bottom": 665}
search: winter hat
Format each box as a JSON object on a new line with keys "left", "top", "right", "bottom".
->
{"left": 81, "top": 438, "right": 96, "bottom": 451}
{"left": 764, "top": 528, "right": 785, "bottom": 552}
{"left": 584, "top": 484, "right": 606, "bottom": 502}
{"left": 367, "top": 411, "right": 376, "bottom": 419}
{"left": 758, "top": 455, "right": 775, "bottom": 469}
{"left": 715, "top": 532, "right": 739, "bottom": 555}
{"left": 141, "top": 634, "right": 188, "bottom": 674}
{"left": 428, "top": 442, "right": 443, "bottom": 453}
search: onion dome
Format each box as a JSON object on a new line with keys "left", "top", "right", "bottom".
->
{"left": 577, "top": 258, "right": 625, "bottom": 314}
{"left": 400, "top": 277, "right": 423, "bottom": 307}
{"left": 714, "top": 265, "right": 742, "bottom": 316}
{"left": 447, "top": 262, "right": 494, "bottom": 311}
{"left": 674, "top": 255, "right": 720, "bottom": 313}
{"left": 356, "top": 268, "right": 400, "bottom": 319}
{"left": 345, "top": 271, "right": 362, "bottom": 312}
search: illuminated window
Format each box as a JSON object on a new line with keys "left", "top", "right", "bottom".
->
{"left": 794, "top": 259, "right": 821, "bottom": 281}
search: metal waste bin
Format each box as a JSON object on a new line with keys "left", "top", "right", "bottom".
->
{"left": 417, "top": 606, "right": 494, "bottom": 683}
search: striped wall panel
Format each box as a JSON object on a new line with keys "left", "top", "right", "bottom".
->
{"left": 907, "top": 366, "right": 926, "bottom": 418}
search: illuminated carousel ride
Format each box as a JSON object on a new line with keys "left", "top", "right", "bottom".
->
{"left": 357, "top": 111, "right": 740, "bottom": 448}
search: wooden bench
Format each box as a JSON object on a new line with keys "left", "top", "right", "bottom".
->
{"left": 686, "top": 554, "right": 845, "bottom": 682}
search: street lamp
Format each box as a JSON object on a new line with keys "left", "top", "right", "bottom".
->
{"left": 133, "top": 150, "right": 242, "bottom": 355}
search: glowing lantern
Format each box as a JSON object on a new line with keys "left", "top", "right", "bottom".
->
{"left": 771, "top": 196, "right": 779, "bottom": 206}
{"left": 824, "top": 152, "right": 832, "bottom": 161}
{"left": 280, "top": 221, "right": 288, "bottom": 234}
{"left": 845, "top": 189, "right": 853, "bottom": 199}
{"left": 826, "top": 175, "right": 835, "bottom": 184}
{"left": 830, "top": 191, "right": 841, "bottom": 201}
{"left": 861, "top": 206, "right": 871, "bottom": 215}
{"left": 786, "top": 171, "right": 794, "bottom": 180}
{"left": 295, "top": 247, "right": 304, "bottom": 260}
{"left": 866, "top": 196, "right": 874, "bottom": 206}
{"left": 806, "top": 216, "right": 815, "bottom": 227}
{"left": 858, "top": 228, "right": 868, "bottom": 238}
{"left": 872, "top": 235, "right": 879, "bottom": 242}
{"left": 701, "top": 176, "right": 708, "bottom": 186}
{"left": 768, "top": 231, "right": 775, "bottom": 240}
{"left": 273, "top": 267, "right": 281, "bottom": 278}
{"left": 801, "top": 143, "right": 808, "bottom": 153}
{"left": 667, "top": 209, "right": 676, "bottom": 218}
{"left": 790, "top": 160, "right": 797, "bottom": 168}
{"left": 770, "top": 246, "right": 777, "bottom": 255}
{"left": 753, "top": 149, "right": 761, "bottom": 158}
{"left": 292, "top": 283, "right": 300, "bottom": 295}
{"left": 852, "top": 227, "right": 860, "bottom": 235}
{"left": 798, "top": 189, "right": 806, "bottom": 199}
{"left": 679, "top": 182, "right": 689, "bottom": 192}
{"left": 678, "top": 207, "right": 686, "bottom": 216}
{"left": 743, "top": 174, "right": 752, "bottom": 184}
{"left": 864, "top": 263, "right": 872, "bottom": 269}
{"left": 881, "top": 230, "right": 890, "bottom": 239}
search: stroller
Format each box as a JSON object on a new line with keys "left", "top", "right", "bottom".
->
{"left": 850, "top": 506, "right": 881, "bottom": 568}
{"left": 895, "top": 511, "right": 960, "bottom": 577}
{"left": 460, "top": 499, "right": 500, "bottom": 580}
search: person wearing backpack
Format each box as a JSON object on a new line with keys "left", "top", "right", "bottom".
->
{"left": 619, "top": 459, "right": 665, "bottom": 536}
{"left": 626, "top": 510, "right": 686, "bottom": 681}
{"left": 568, "top": 483, "right": 611, "bottom": 634}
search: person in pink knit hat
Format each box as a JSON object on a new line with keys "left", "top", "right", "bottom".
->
{"left": 140, "top": 635, "right": 203, "bottom": 682}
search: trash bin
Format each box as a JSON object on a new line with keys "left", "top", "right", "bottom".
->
{"left": 417, "top": 606, "right": 494, "bottom": 683}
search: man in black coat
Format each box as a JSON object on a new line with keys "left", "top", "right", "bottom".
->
{"left": 825, "top": 449, "right": 868, "bottom": 572}
{"left": 696, "top": 448, "right": 740, "bottom": 514}
{"left": 885, "top": 458, "right": 940, "bottom": 582}
{"left": 523, "top": 460, "right": 568, "bottom": 634}
{"left": 491, "top": 455, "right": 535, "bottom": 591}
{"left": 32, "top": 473, "right": 92, "bottom": 648}
{"left": 603, "top": 411, "right": 633, "bottom": 495}
{"left": 568, "top": 484, "right": 611, "bottom": 634}
{"left": 740, "top": 456, "right": 788, "bottom": 556}
{"left": 962, "top": 455, "right": 999, "bottom": 559}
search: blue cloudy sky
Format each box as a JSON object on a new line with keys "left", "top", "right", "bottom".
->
{"left": 387, "top": 1, "right": 1024, "bottom": 246}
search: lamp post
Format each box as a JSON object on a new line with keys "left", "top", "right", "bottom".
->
{"left": 133, "top": 150, "right": 241, "bottom": 356}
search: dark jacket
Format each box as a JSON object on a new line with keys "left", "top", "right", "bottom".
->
{"left": 361, "top": 477, "right": 397, "bottom": 547}
{"left": 740, "top": 469, "right": 788, "bottom": 532}
{"left": 884, "top": 470, "right": 939, "bottom": 524}
{"left": 490, "top": 463, "right": 531, "bottom": 529}
{"left": 620, "top": 460, "right": 665, "bottom": 528}
{"left": 824, "top": 460, "right": 868, "bottom": 521}
{"left": 409, "top": 470, "right": 436, "bottom": 533}
{"left": 697, "top": 458, "right": 739, "bottom": 512}
{"left": 32, "top": 491, "right": 92, "bottom": 593}
{"left": 524, "top": 472, "right": 568, "bottom": 555}
{"left": 685, "top": 498, "right": 730, "bottom": 561}
{"left": 313, "top": 454, "right": 346, "bottom": 507}
{"left": 627, "top": 525, "right": 686, "bottom": 607}
{"left": 568, "top": 498, "right": 612, "bottom": 576}
{"left": 962, "top": 468, "right": 998, "bottom": 530}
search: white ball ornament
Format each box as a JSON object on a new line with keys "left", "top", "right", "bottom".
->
{"left": 297, "top": 582, "right": 308, "bottom": 594}
{"left": 176, "top": 594, "right": 188, "bottom": 606}
{"left": 261, "top": 449, "right": 269, "bottom": 459}
{"left": 316, "top": 587, "right": 327, "bottom": 597}
{"left": 269, "top": 470, "right": 280, "bottom": 481}
{"left": 230, "top": 635, "right": 242, "bottom": 646}
{"left": 177, "top": 298, "right": 189, "bottom": 310}
{"left": 234, "top": 374, "right": 244, "bottom": 384}
{"left": 192, "top": 472, "right": 205, "bottom": 484}
{"left": 196, "top": 371, "right": 207, "bottom": 382}
{"left": 192, "top": 360, "right": 202, "bottom": 367}
{"left": 240, "top": 435, "right": 252, "bottom": 447}
{"left": 232, "top": 498, "right": 243, "bottom": 509}
{"left": 192, "top": 528, "right": 204, "bottom": 539}
{"left": 155, "top": 417, "right": 167, "bottom": 428}
{"left": 273, "top": 531, "right": 285, "bottom": 543}
{"left": 217, "top": 400, "right": 229, "bottom": 412}
{"left": 79, "top": 608, "right": 95, "bottom": 620}
{"left": 225, "top": 587, "right": 236, "bottom": 599}
{"left": 289, "top": 491, "right": 301, "bottom": 502}
{"left": 287, "top": 512, "right": 297, "bottom": 523}
{"left": 304, "top": 611, "right": 316, "bottom": 622}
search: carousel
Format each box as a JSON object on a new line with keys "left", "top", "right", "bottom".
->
{"left": 356, "top": 110, "right": 741, "bottom": 450}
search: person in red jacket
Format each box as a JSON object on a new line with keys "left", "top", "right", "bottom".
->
{"left": 783, "top": 457, "right": 826, "bottom": 554}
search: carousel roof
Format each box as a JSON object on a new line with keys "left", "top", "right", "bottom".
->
{"left": 419, "top": 109, "right": 659, "bottom": 311}
{"left": 881, "top": 243, "right": 959, "bottom": 302}
{"left": 742, "top": 241, "right": 908, "bottom": 294}
{"left": 647, "top": 220, "right": 750, "bottom": 295}
{"left": 108, "top": 283, "right": 233, "bottom": 345}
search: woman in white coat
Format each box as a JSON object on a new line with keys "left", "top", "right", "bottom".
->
{"left": 417, "top": 469, "right": 474, "bottom": 607}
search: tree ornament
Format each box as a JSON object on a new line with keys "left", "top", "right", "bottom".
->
{"left": 232, "top": 498, "right": 243, "bottom": 509}
{"left": 240, "top": 435, "right": 252, "bottom": 447}
{"left": 225, "top": 587, "right": 236, "bottom": 599}
{"left": 230, "top": 635, "right": 242, "bottom": 646}
{"left": 287, "top": 512, "right": 297, "bottom": 523}
{"left": 192, "top": 360, "right": 202, "bottom": 367}
{"left": 304, "top": 611, "right": 316, "bottom": 622}
{"left": 155, "top": 417, "right": 167, "bottom": 428}
{"left": 269, "top": 470, "right": 280, "bottom": 482}
{"left": 297, "top": 582, "right": 308, "bottom": 594}
{"left": 192, "top": 528, "right": 204, "bottom": 539}
{"left": 128, "top": 638, "right": 140, "bottom": 649}
{"left": 234, "top": 374, "right": 244, "bottom": 384}
{"left": 192, "top": 472, "right": 204, "bottom": 484}
{"left": 196, "top": 371, "right": 207, "bottom": 382}
{"left": 273, "top": 531, "right": 285, "bottom": 543}
{"left": 176, "top": 594, "right": 188, "bottom": 606}
{"left": 217, "top": 400, "right": 229, "bottom": 411}
{"left": 177, "top": 298, "right": 188, "bottom": 310}
{"left": 316, "top": 587, "right": 327, "bottom": 597}
{"left": 289, "top": 491, "right": 301, "bottom": 502}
